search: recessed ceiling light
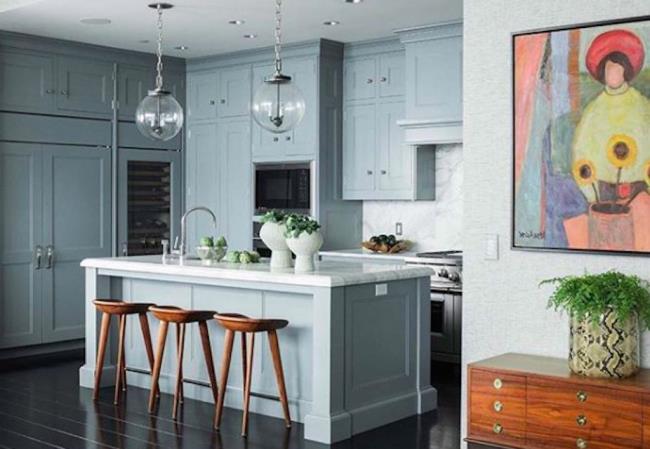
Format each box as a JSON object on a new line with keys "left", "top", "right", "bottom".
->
{"left": 80, "top": 17, "right": 112, "bottom": 25}
{"left": 323, "top": 20, "right": 340, "bottom": 26}
{"left": 229, "top": 19, "right": 245, "bottom": 25}
{"left": 345, "top": 0, "right": 363, "bottom": 3}
{"left": 174, "top": 45, "right": 189, "bottom": 50}
{"left": 243, "top": 34, "right": 258, "bottom": 39}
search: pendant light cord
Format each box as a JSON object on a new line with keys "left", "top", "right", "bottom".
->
{"left": 273, "top": 0, "right": 282, "bottom": 75}
{"left": 155, "top": 3, "right": 164, "bottom": 91}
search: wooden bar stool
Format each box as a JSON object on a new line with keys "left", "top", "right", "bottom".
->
{"left": 213, "top": 313, "right": 291, "bottom": 437}
{"left": 148, "top": 306, "right": 219, "bottom": 420}
{"left": 92, "top": 299, "right": 156, "bottom": 405}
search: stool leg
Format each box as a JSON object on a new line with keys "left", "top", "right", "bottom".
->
{"left": 148, "top": 321, "right": 169, "bottom": 413}
{"left": 198, "top": 321, "right": 219, "bottom": 404}
{"left": 241, "top": 332, "right": 247, "bottom": 402}
{"left": 121, "top": 345, "right": 127, "bottom": 392}
{"left": 242, "top": 332, "right": 255, "bottom": 437}
{"left": 93, "top": 312, "right": 111, "bottom": 401}
{"left": 138, "top": 312, "right": 158, "bottom": 397}
{"left": 176, "top": 323, "right": 184, "bottom": 403}
{"left": 214, "top": 329, "right": 235, "bottom": 430}
{"left": 114, "top": 314, "right": 127, "bottom": 405}
{"left": 173, "top": 323, "right": 186, "bottom": 420}
{"left": 268, "top": 330, "right": 291, "bottom": 428}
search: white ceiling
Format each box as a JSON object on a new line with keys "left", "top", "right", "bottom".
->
{"left": 0, "top": 0, "right": 463, "bottom": 58}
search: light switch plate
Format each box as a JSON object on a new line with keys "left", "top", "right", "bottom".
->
{"left": 375, "top": 283, "right": 388, "bottom": 296}
{"left": 395, "top": 222, "right": 403, "bottom": 236}
{"left": 485, "top": 234, "right": 499, "bottom": 260}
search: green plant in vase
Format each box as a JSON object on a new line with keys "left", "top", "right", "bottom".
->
{"left": 284, "top": 215, "right": 322, "bottom": 272}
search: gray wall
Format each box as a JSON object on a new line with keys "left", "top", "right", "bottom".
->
{"left": 462, "top": 0, "right": 650, "bottom": 446}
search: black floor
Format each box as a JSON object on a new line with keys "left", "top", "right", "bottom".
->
{"left": 0, "top": 358, "right": 460, "bottom": 449}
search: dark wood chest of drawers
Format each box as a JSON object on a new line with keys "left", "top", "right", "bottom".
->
{"left": 467, "top": 353, "right": 650, "bottom": 449}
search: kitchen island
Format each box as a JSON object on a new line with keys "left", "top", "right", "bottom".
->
{"left": 79, "top": 256, "right": 435, "bottom": 443}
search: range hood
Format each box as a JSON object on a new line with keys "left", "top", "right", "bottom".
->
{"left": 395, "top": 22, "right": 463, "bottom": 145}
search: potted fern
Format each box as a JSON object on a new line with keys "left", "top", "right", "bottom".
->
{"left": 541, "top": 271, "right": 650, "bottom": 378}
{"left": 259, "top": 210, "right": 293, "bottom": 269}
{"left": 284, "top": 214, "right": 323, "bottom": 272}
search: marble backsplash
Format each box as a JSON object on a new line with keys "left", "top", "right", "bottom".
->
{"left": 362, "top": 144, "right": 463, "bottom": 252}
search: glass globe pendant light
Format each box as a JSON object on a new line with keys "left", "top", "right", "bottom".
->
{"left": 251, "top": 0, "right": 305, "bottom": 134}
{"left": 135, "top": 3, "right": 184, "bottom": 141}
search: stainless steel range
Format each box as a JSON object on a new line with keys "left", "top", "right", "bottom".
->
{"left": 405, "top": 250, "right": 462, "bottom": 364}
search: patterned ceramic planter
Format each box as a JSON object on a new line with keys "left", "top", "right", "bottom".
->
{"left": 569, "top": 308, "right": 640, "bottom": 378}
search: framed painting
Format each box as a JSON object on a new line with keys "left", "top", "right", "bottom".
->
{"left": 513, "top": 16, "right": 650, "bottom": 255}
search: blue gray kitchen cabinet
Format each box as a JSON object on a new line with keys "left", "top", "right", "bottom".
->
{"left": 251, "top": 56, "right": 317, "bottom": 161}
{"left": 377, "top": 101, "right": 412, "bottom": 193}
{"left": 344, "top": 52, "right": 404, "bottom": 101}
{"left": 0, "top": 142, "right": 44, "bottom": 349}
{"left": 117, "top": 64, "right": 150, "bottom": 120}
{"left": 40, "top": 145, "right": 111, "bottom": 343}
{"left": 187, "top": 65, "right": 249, "bottom": 122}
{"left": 0, "top": 49, "right": 55, "bottom": 114}
{"left": 0, "top": 142, "right": 111, "bottom": 348}
{"left": 343, "top": 102, "right": 377, "bottom": 194}
{"left": 378, "top": 52, "right": 406, "bottom": 98}
{"left": 187, "top": 70, "right": 217, "bottom": 122}
{"left": 56, "top": 56, "right": 114, "bottom": 116}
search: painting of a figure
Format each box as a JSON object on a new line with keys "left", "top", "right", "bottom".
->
{"left": 513, "top": 18, "right": 650, "bottom": 254}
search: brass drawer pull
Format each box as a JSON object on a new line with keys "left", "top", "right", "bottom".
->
{"left": 576, "top": 390, "right": 587, "bottom": 402}
{"left": 493, "top": 400, "right": 503, "bottom": 412}
{"left": 576, "top": 438, "right": 587, "bottom": 449}
{"left": 493, "top": 378, "right": 503, "bottom": 390}
{"left": 493, "top": 423, "right": 503, "bottom": 434}
{"left": 576, "top": 415, "right": 587, "bottom": 427}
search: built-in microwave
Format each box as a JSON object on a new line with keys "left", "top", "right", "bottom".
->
{"left": 254, "top": 163, "right": 311, "bottom": 216}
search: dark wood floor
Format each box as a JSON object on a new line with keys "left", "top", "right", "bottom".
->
{"left": 0, "top": 358, "right": 460, "bottom": 449}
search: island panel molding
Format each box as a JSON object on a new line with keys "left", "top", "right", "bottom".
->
{"left": 79, "top": 256, "right": 436, "bottom": 444}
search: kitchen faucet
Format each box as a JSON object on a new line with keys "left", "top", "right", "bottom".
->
{"left": 174, "top": 206, "right": 218, "bottom": 262}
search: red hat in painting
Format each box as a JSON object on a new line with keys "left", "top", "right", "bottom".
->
{"left": 585, "top": 29, "right": 645, "bottom": 80}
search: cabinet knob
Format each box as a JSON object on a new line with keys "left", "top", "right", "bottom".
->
{"left": 576, "top": 438, "right": 587, "bottom": 449}
{"left": 45, "top": 245, "right": 54, "bottom": 269}
{"left": 493, "top": 378, "right": 503, "bottom": 390}
{"left": 285, "top": 136, "right": 291, "bottom": 141}
{"left": 209, "top": 100, "right": 216, "bottom": 105}
{"left": 60, "top": 90, "right": 69, "bottom": 96}
{"left": 45, "top": 89, "right": 55, "bottom": 94}
{"left": 576, "top": 390, "right": 587, "bottom": 402}
{"left": 366, "top": 78, "right": 374, "bottom": 84}
{"left": 493, "top": 401, "right": 503, "bottom": 413}
{"left": 367, "top": 170, "right": 373, "bottom": 175}
{"left": 34, "top": 245, "right": 43, "bottom": 270}
{"left": 576, "top": 415, "right": 587, "bottom": 427}
{"left": 273, "top": 137, "right": 279, "bottom": 142}
{"left": 380, "top": 170, "right": 387, "bottom": 175}
{"left": 122, "top": 242, "right": 128, "bottom": 257}
{"left": 380, "top": 76, "right": 387, "bottom": 82}
{"left": 220, "top": 99, "right": 226, "bottom": 104}
{"left": 492, "top": 423, "right": 503, "bottom": 435}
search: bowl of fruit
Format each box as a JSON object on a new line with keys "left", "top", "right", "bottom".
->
{"left": 361, "top": 234, "right": 411, "bottom": 254}
{"left": 196, "top": 236, "right": 228, "bottom": 263}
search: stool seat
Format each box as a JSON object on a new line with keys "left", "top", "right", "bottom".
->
{"left": 93, "top": 299, "right": 154, "bottom": 315}
{"left": 214, "top": 313, "right": 289, "bottom": 333}
{"left": 149, "top": 306, "right": 216, "bottom": 323}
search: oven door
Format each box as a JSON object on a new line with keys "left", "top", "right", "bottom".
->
{"left": 254, "top": 164, "right": 311, "bottom": 215}
{"left": 430, "top": 291, "right": 455, "bottom": 355}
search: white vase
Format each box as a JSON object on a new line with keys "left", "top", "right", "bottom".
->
{"left": 259, "top": 221, "right": 293, "bottom": 269}
{"left": 285, "top": 231, "right": 323, "bottom": 272}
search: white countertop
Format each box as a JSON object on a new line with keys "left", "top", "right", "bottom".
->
{"left": 319, "top": 248, "right": 417, "bottom": 262}
{"left": 81, "top": 255, "right": 433, "bottom": 287}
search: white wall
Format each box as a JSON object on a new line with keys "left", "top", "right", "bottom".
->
{"left": 463, "top": 0, "right": 650, "bottom": 446}
{"left": 363, "top": 143, "right": 463, "bottom": 252}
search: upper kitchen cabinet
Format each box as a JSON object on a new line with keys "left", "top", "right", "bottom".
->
{"left": 187, "top": 65, "right": 250, "bottom": 122}
{"left": 344, "top": 51, "right": 404, "bottom": 101}
{"left": 395, "top": 22, "right": 463, "bottom": 144}
{"left": 56, "top": 56, "right": 114, "bottom": 117}
{"left": 0, "top": 49, "right": 55, "bottom": 114}
{"left": 251, "top": 56, "right": 318, "bottom": 161}
{"left": 117, "top": 64, "right": 150, "bottom": 120}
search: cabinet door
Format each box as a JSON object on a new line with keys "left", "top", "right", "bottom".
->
{"left": 377, "top": 101, "right": 411, "bottom": 196}
{"left": 218, "top": 120, "right": 252, "bottom": 250}
{"left": 186, "top": 123, "right": 220, "bottom": 248}
{"left": 378, "top": 52, "right": 405, "bottom": 98}
{"left": 56, "top": 56, "right": 114, "bottom": 116}
{"left": 283, "top": 57, "right": 318, "bottom": 157}
{"left": 187, "top": 71, "right": 218, "bottom": 122}
{"left": 217, "top": 66, "right": 251, "bottom": 118}
{"left": 0, "top": 50, "right": 55, "bottom": 114}
{"left": 117, "top": 65, "right": 150, "bottom": 119}
{"left": 343, "top": 103, "right": 376, "bottom": 196}
{"left": 41, "top": 145, "right": 111, "bottom": 343}
{"left": 0, "top": 143, "right": 43, "bottom": 349}
{"left": 344, "top": 57, "right": 376, "bottom": 101}
{"left": 165, "top": 71, "right": 186, "bottom": 109}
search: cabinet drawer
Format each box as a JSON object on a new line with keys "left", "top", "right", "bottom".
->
{"left": 526, "top": 378, "right": 641, "bottom": 449}
{"left": 469, "top": 369, "right": 526, "bottom": 447}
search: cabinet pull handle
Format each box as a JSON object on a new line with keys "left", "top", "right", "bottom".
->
{"left": 122, "top": 242, "right": 128, "bottom": 257}
{"left": 492, "top": 423, "right": 503, "bottom": 435}
{"left": 576, "top": 415, "right": 587, "bottom": 427}
{"left": 493, "top": 401, "right": 503, "bottom": 413}
{"left": 576, "top": 390, "right": 587, "bottom": 402}
{"left": 60, "top": 90, "right": 69, "bottom": 96}
{"left": 366, "top": 170, "right": 373, "bottom": 175}
{"left": 34, "top": 245, "right": 43, "bottom": 270}
{"left": 45, "top": 89, "right": 55, "bottom": 94}
{"left": 366, "top": 78, "right": 374, "bottom": 84}
{"left": 576, "top": 438, "right": 587, "bottom": 449}
{"left": 493, "top": 378, "right": 503, "bottom": 390}
{"left": 46, "top": 245, "right": 54, "bottom": 269}
{"left": 380, "top": 76, "right": 387, "bottom": 82}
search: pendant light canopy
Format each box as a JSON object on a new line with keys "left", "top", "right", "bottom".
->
{"left": 251, "top": 0, "right": 305, "bottom": 134}
{"left": 136, "top": 3, "right": 184, "bottom": 141}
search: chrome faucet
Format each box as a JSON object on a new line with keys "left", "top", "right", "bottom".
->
{"left": 175, "top": 206, "right": 218, "bottom": 261}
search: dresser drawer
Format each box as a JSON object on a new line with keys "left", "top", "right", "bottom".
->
{"left": 469, "top": 369, "right": 526, "bottom": 446}
{"left": 526, "top": 378, "right": 642, "bottom": 449}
